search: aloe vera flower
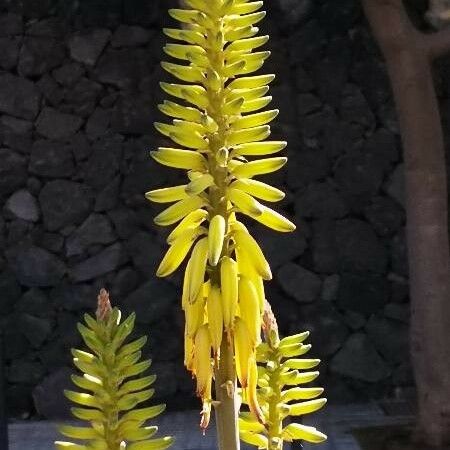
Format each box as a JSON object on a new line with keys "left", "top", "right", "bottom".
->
{"left": 148, "top": 0, "right": 296, "bottom": 429}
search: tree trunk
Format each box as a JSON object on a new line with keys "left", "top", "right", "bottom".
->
{"left": 362, "top": 0, "right": 450, "bottom": 446}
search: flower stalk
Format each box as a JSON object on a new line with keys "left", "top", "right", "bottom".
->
{"left": 149, "top": 1, "right": 325, "bottom": 449}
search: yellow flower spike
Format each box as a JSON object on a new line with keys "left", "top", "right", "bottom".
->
{"left": 233, "top": 230, "right": 272, "bottom": 280}
{"left": 154, "top": 196, "right": 206, "bottom": 227}
{"left": 150, "top": 148, "right": 206, "bottom": 171}
{"left": 241, "top": 96, "right": 273, "bottom": 113}
{"left": 194, "top": 324, "right": 213, "bottom": 398}
{"left": 227, "top": 86, "right": 270, "bottom": 103}
{"left": 186, "top": 173, "right": 215, "bottom": 196}
{"left": 230, "top": 179, "right": 285, "bottom": 202}
{"left": 187, "top": 237, "right": 209, "bottom": 302}
{"left": 200, "top": 400, "right": 212, "bottom": 433}
{"left": 207, "top": 285, "right": 223, "bottom": 355}
{"left": 156, "top": 227, "right": 205, "bottom": 277}
{"left": 232, "top": 141, "right": 287, "bottom": 156}
{"left": 167, "top": 209, "right": 208, "bottom": 244}
{"left": 238, "top": 277, "right": 262, "bottom": 345}
{"left": 228, "top": 125, "right": 271, "bottom": 146}
{"left": 246, "top": 356, "right": 265, "bottom": 424}
{"left": 232, "top": 109, "right": 279, "bottom": 129}
{"left": 228, "top": 74, "right": 275, "bottom": 90}
{"left": 208, "top": 215, "right": 226, "bottom": 266}
{"left": 184, "top": 329, "right": 195, "bottom": 371}
{"left": 145, "top": 185, "right": 189, "bottom": 204}
{"left": 220, "top": 256, "right": 239, "bottom": 332}
{"left": 163, "top": 28, "right": 206, "bottom": 46}
{"left": 249, "top": 206, "right": 296, "bottom": 233}
{"left": 158, "top": 100, "right": 203, "bottom": 123}
{"left": 161, "top": 61, "right": 205, "bottom": 83}
{"left": 234, "top": 317, "right": 254, "bottom": 387}
{"left": 228, "top": 187, "right": 264, "bottom": 217}
{"left": 226, "top": 35, "right": 269, "bottom": 53}
{"left": 185, "top": 289, "right": 207, "bottom": 337}
{"left": 151, "top": 0, "right": 302, "bottom": 439}
{"left": 239, "top": 303, "right": 326, "bottom": 449}
{"left": 231, "top": 157, "right": 287, "bottom": 179}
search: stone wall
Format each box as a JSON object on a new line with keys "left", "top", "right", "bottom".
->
{"left": 0, "top": 0, "right": 417, "bottom": 418}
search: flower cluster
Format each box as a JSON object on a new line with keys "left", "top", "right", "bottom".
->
{"left": 55, "top": 290, "right": 173, "bottom": 450}
{"left": 148, "top": 0, "right": 295, "bottom": 430}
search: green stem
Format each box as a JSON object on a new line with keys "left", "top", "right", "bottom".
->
{"left": 204, "top": 10, "right": 240, "bottom": 450}
{"left": 214, "top": 339, "right": 240, "bottom": 450}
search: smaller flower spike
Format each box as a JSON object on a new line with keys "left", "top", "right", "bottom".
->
{"left": 55, "top": 290, "right": 173, "bottom": 450}
{"left": 239, "top": 303, "right": 327, "bottom": 450}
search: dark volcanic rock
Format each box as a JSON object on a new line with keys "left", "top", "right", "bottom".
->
{"left": 258, "top": 231, "right": 307, "bottom": 269}
{"left": 390, "top": 230, "right": 408, "bottom": 277}
{"left": 337, "top": 272, "right": 389, "bottom": 315}
{"left": 277, "top": 263, "right": 322, "bottom": 303}
{"left": 26, "top": 17, "right": 66, "bottom": 38}
{"left": 296, "top": 182, "right": 348, "bottom": 219}
{"left": 111, "top": 25, "right": 151, "bottom": 48}
{"left": 123, "top": 0, "right": 160, "bottom": 25}
{"left": 312, "top": 220, "right": 338, "bottom": 273}
{"left": 66, "top": 213, "right": 116, "bottom": 257}
{"left": 108, "top": 208, "right": 139, "bottom": 239}
{"left": 15, "top": 288, "right": 52, "bottom": 317}
{"left": 36, "top": 108, "right": 83, "bottom": 140}
{"left": 94, "top": 176, "right": 121, "bottom": 212}
{"left": 0, "top": 115, "right": 33, "bottom": 153}
{"left": 8, "top": 359, "right": 45, "bottom": 385}
{"left": 300, "top": 303, "right": 349, "bottom": 357}
{"left": 0, "top": 36, "right": 21, "bottom": 70}
{"left": 0, "top": 149, "right": 27, "bottom": 198}
{"left": 384, "top": 163, "right": 405, "bottom": 207}
{"left": 94, "top": 48, "right": 154, "bottom": 90}
{"left": 50, "top": 283, "right": 98, "bottom": 311}
{"left": 52, "top": 62, "right": 85, "bottom": 87}
{"left": 0, "top": 270, "right": 21, "bottom": 315}
{"left": 36, "top": 74, "right": 63, "bottom": 106}
{"left": 0, "top": 73, "right": 41, "bottom": 120}
{"left": 33, "top": 367, "right": 72, "bottom": 419}
{"left": 83, "top": 138, "right": 123, "bottom": 190}
{"left": 70, "top": 242, "right": 126, "bottom": 281}
{"left": 64, "top": 77, "right": 103, "bottom": 117}
{"left": 4, "top": 189, "right": 39, "bottom": 222}
{"left": 364, "top": 196, "right": 404, "bottom": 237}
{"left": 335, "top": 219, "right": 388, "bottom": 274}
{"left": 366, "top": 315, "right": 409, "bottom": 365}
{"left": 287, "top": 148, "right": 330, "bottom": 191}
{"left": 124, "top": 279, "right": 178, "bottom": 324}
{"left": 86, "top": 107, "right": 111, "bottom": 139}
{"left": 330, "top": 333, "right": 391, "bottom": 382}
{"left": 29, "top": 140, "right": 75, "bottom": 177}
{"left": 68, "top": 29, "right": 111, "bottom": 66}
{"left": 111, "top": 93, "right": 155, "bottom": 134}
{"left": 18, "top": 313, "right": 52, "bottom": 348}
{"left": 110, "top": 266, "right": 139, "bottom": 298}
{"left": 339, "top": 84, "right": 375, "bottom": 130}
{"left": 39, "top": 180, "right": 93, "bottom": 231}
{"left": 0, "top": 13, "right": 23, "bottom": 36}
{"left": 126, "top": 231, "right": 163, "bottom": 275}
{"left": 7, "top": 244, "right": 66, "bottom": 287}
{"left": 18, "top": 37, "right": 65, "bottom": 77}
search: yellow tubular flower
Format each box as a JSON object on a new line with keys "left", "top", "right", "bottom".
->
{"left": 150, "top": 0, "right": 296, "bottom": 429}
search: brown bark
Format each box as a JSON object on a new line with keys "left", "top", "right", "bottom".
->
{"left": 361, "top": 0, "right": 450, "bottom": 446}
